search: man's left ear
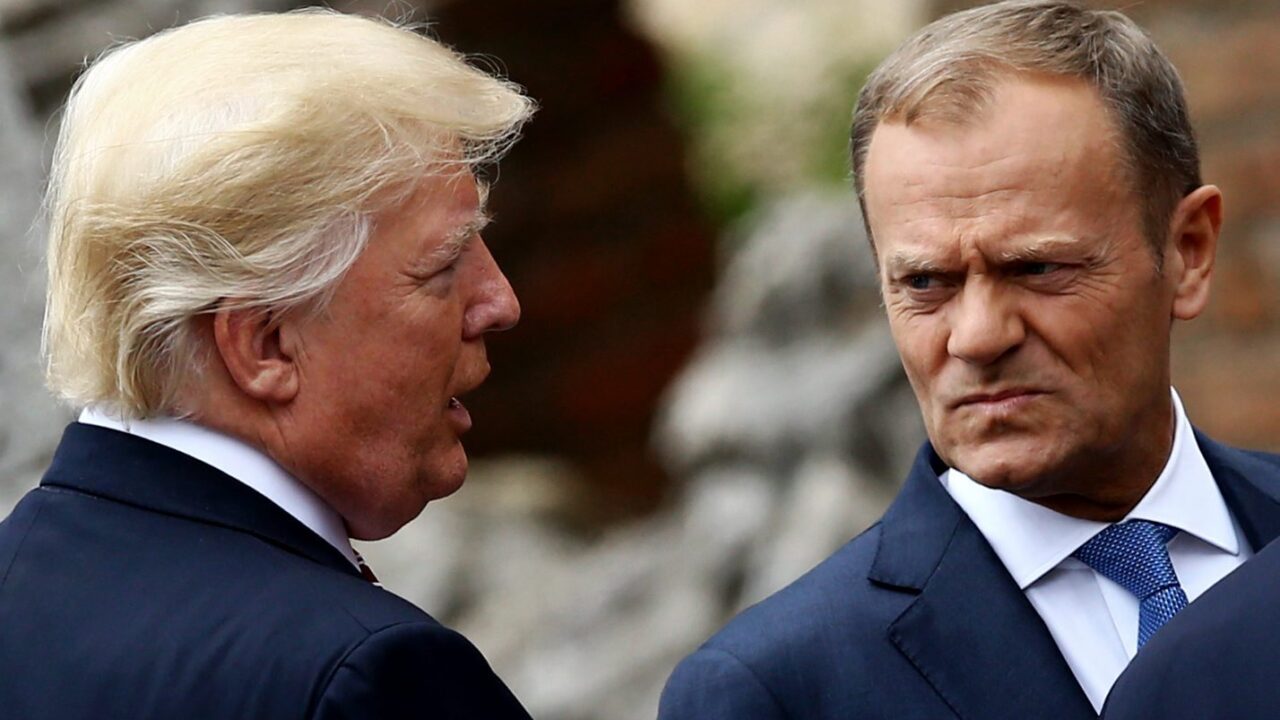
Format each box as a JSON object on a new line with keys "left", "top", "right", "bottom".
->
{"left": 212, "top": 306, "right": 302, "bottom": 404}
{"left": 1167, "top": 184, "right": 1223, "bottom": 321}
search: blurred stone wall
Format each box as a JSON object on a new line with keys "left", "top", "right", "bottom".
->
{"left": 0, "top": 38, "right": 65, "bottom": 513}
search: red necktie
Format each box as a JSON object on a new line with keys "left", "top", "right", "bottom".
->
{"left": 354, "top": 551, "right": 382, "bottom": 587}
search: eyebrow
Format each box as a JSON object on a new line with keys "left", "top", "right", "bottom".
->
{"left": 992, "top": 235, "right": 1087, "bottom": 263}
{"left": 883, "top": 234, "right": 1099, "bottom": 273}
{"left": 429, "top": 209, "right": 492, "bottom": 265}
{"left": 883, "top": 249, "right": 949, "bottom": 274}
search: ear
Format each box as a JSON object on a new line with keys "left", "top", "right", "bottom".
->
{"left": 211, "top": 306, "right": 300, "bottom": 404}
{"left": 1166, "top": 184, "right": 1223, "bottom": 321}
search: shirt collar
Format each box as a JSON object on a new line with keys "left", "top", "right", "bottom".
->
{"left": 941, "top": 388, "right": 1240, "bottom": 590}
{"left": 78, "top": 407, "right": 360, "bottom": 569}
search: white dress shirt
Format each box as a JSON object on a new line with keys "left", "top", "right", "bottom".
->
{"left": 78, "top": 407, "right": 360, "bottom": 570}
{"left": 940, "top": 389, "right": 1251, "bottom": 712}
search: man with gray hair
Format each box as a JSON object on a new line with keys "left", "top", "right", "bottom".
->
{"left": 660, "top": 2, "right": 1280, "bottom": 718}
{"left": 0, "top": 10, "right": 533, "bottom": 719}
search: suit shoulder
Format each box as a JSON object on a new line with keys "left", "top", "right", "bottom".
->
{"left": 662, "top": 522, "right": 918, "bottom": 718}
{"left": 1198, "top": 432, "right": 1280, "bottom": 476}
{"left": 212, "top": 534, "right": 438, "bottom": 639}
{"left": 1231, "top": 445, "right": 1280, "bottom": 470}
{"left": 312, "top": 621, "right": 531, "bottom": 719}
{"left": 699, "top": 522, "right": 900, "bottom": 662}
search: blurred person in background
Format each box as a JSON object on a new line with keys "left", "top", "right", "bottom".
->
{"left": 659, "top": 1, "right": 1280, "bottom": 718}
{"left": 0, "top": 10, "right": 534, "bottom": 719}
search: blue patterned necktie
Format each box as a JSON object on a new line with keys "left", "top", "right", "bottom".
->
{"left": 1072, "top": 520, "right": 1188, "bottom": 648}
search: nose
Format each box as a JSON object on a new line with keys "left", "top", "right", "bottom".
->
{"left": 463, "top": 238, "right": 521, "bottom": 339}
{"left": 945, "top": 281, "right": 1024, "bottom": 366}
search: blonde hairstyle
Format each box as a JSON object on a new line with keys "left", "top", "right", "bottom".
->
{"left": 43, "top": 9, "right": 534, "bottom": 418}
{"left": 850, "top": 0, "right": 1201, "bottom": 252}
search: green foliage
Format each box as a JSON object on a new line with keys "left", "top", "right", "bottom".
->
{"left": 661, "top": 52, "right": 758, "bottom": 225}
{"left": 660, "top": 50, "right": 875, "bottom": 228}
{"left": 808, "top": 62, "right": 877, "bottom": 187}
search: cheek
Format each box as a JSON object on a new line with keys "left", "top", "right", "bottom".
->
{"left": 1025, "top": 294, "right": 1114, "bottom": 365}
{"left": 889, "top": 316, "right": 946, "bottom": 387}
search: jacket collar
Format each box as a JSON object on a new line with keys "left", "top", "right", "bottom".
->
{"left": 40, "top": 422, "right": 361, "bottom": 580}
{"left": 869, "top": 443, "right": 1096, "bottom": 719}
{"left": 867, "top": 434, "right": 1280, "bottom": 720}
{"left": 1195, "top": 429, "right": 1280, "bottom": 550}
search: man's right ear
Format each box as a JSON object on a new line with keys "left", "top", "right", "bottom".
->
{"left": 212, "top": 307, "right": 300, "bottom": 404}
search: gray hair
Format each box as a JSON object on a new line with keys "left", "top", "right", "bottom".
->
{"left": 43, "top": 9, "right": 534, "bottom": 418}
{"left": 850, "top": 0, "right": 1201, "bottom": 253}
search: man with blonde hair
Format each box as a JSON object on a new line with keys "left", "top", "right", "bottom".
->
{"left": 0, "top": 10, "right": 534, "bottom": 718}
{"left": 661, "top": 2, "right": 1280, "bottom": 718}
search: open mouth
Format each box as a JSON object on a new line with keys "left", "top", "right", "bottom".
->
{"left": 446, "top": 396, "right": 473, "bottom": 433}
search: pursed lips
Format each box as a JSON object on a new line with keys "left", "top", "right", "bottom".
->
{"left": 949, "top": 388, "right": 1048, "bottom": 409}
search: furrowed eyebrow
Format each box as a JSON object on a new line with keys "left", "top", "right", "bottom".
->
{"left": 993, "top": 236, "right": 1086, "bottom": 263}
{"left": 883, "top": 250, "right": 949, "bottom": 275}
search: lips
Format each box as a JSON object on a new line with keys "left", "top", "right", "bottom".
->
{"left": 446, "top": 396, "right": 473, "bottom": 434}
{"left": 952, "top": 388, "right": 1047, "bottom": 409}
{"left": 445, "top": 367, "right": 488, "bottom": 434}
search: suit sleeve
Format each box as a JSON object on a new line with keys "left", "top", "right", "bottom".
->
{"left": 658, "top": 647, "right": 789, "bottom": 720}
{"left": 312, "top": 622, "right": 532, "bottom": 720}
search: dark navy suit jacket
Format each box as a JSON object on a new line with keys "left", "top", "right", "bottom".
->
{"left": 658, "top": 431, "right": 1280, "bottom": 720}
{"left": 1103, "top": 500, "right": 1280, "bottom": 718}
{"left": 0, "top": 423, "right": 531, "bottom": 720}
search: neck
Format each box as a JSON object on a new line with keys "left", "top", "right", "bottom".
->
{"left": 1029, "top": 395, "right": 1178, "bottom": 522}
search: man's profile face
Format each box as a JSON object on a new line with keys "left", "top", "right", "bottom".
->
{"left": 282, "top": 171, "right": 520, "bottom": 540}
{"left": 863, "top": 75, "right": 1184, "bottom": 507}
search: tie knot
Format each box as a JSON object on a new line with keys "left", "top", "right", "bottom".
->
{"left": 1072, "top": 520, "right": 1180, "bottom": 600}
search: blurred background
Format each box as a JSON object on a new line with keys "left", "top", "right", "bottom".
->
{"left": 1, "top": 0, "right": 1278, "bottom": 718}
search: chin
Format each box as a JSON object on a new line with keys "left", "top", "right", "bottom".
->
{"left": 344, "top": 448, "right": 470, "bottom": 541}
{"left": 347, "top": 496, "right": 431, "bottom": 541}
{"left": 945, "top": 438, "right": 1058, "bottom": 495}
{"left": 430, "top": 446, "right": 470, "bottom": 498}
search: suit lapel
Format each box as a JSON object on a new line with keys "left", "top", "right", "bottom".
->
{"left": 871, "top": 445, "right": 1096, "bottom": 720}
{"left": 40, "top": 422, "right": 360, "bottom": 579}
{"left": 1196, "top": 429, "right": 1280, "bottom": 551}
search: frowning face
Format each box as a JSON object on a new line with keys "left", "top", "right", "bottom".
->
{"left": 863, "top": 75, "right": 1200, "bottom": 517}
{"left": 283, "top": 171, "right": 520, "bottom": 539}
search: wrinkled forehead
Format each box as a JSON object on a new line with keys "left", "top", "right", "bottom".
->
{"left": 866, "top": 76, "right": 1131, "bottom": 213}
{"left": 863, "top": 76, "right": 1144, "bottom": 266}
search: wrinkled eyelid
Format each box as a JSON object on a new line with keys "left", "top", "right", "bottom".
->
{"left": 895, "top": 267, "right": 946, "bottom": 281}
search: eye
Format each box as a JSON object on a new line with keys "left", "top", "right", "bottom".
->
{"left": 1016, "top": 262, "right": 1064, "bottom": 276}
{"left": 906, "top": 274, "right": 935, "bottom": 290}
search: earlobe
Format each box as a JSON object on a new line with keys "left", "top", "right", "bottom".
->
{"left": 1169, "top": 185, "right": 1223, "bottom": 321}
{"left": 212, "top": 307, "right": 300, "bottom": 404}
